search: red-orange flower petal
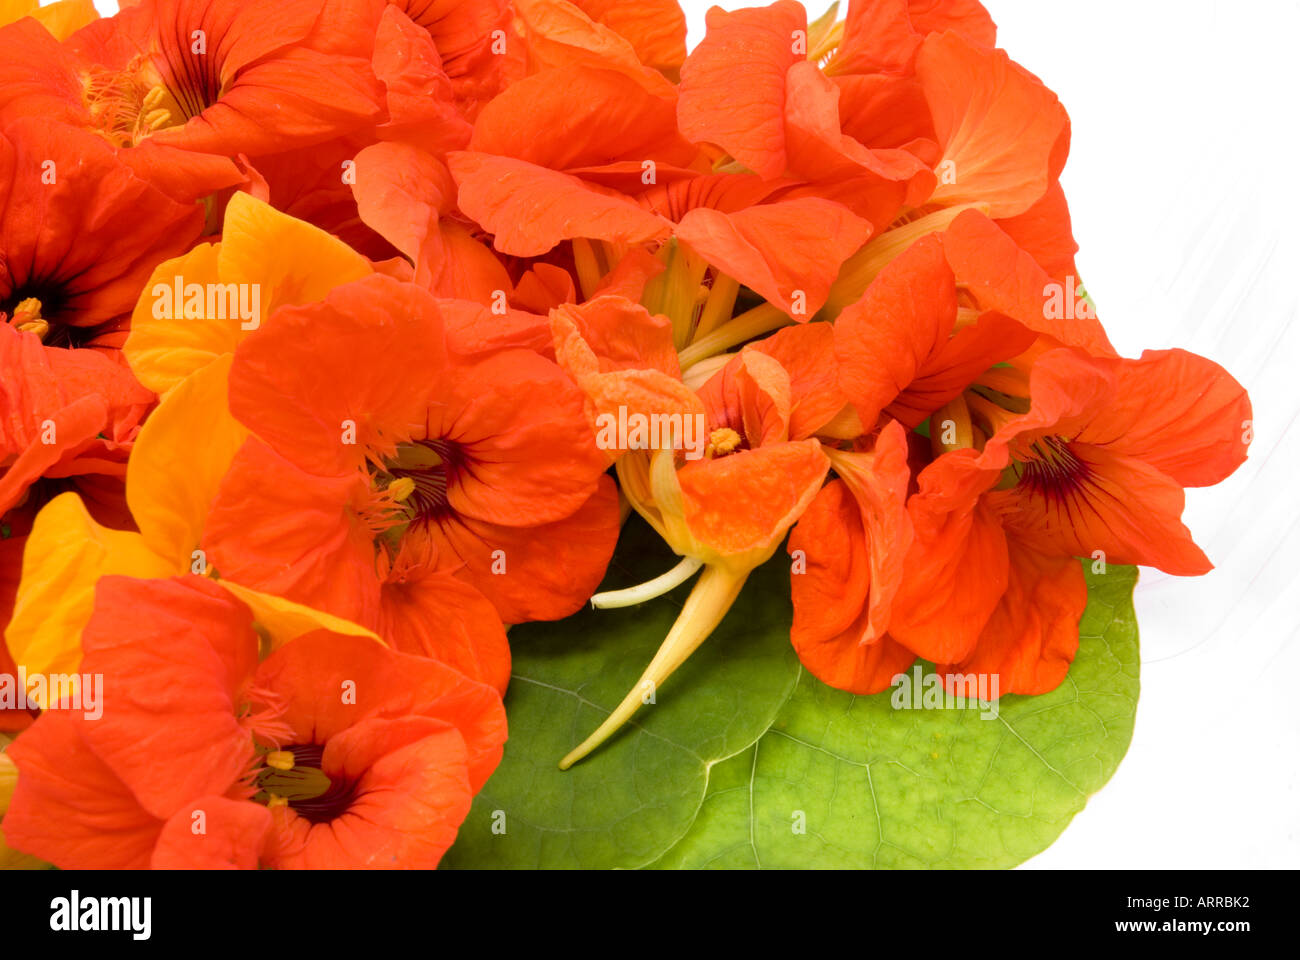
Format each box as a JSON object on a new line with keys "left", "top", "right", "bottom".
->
{"left": 943, "top": 209, "right": 1117, "bottom": 357}
{"left": 674, "top": 198, "right": 872, "bottom": 319}
{"left": 888, "top": 449, "right": 1008, "bottom": 662}
{"left": 916, "top": 30, "right": 1066, "bottom": 218}
{"left": 151, "top": 796, "right": 271, "bottom": 869}
{"left": 938, "top": 539, "right": 1087, "bottom": 695}
{"left": 449, "top": 151, "right": 671, "bottom": 257}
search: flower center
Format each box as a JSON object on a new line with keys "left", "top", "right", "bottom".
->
{"left": 7, "top": 298, "right": 47, "bottom": 340}
{"left": 705, "top": 427, "right": 743, "bottom": 458}
{"left": 256, "top": 744, "right": 358, "bottom": 824}
{"left": 375, "top": 439, "right": 457, "bottom": 523}
{"left": 80, "top": 55, "right": 186, "bottom": 147}
{"left": 1012, "top": 436, "right": 1088, "bottom": 498}
{"left": 2, "top": 286, "right": 96, "bottom": 348}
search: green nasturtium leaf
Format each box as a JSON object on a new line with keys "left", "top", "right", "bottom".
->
{"left": 441, "top": 518, "right": 802, "bottom": 869}
{"left": 646, "top": 564, "right": 1139, "bottom": 868}
{"left": 445, "top": 518, "right": 1140, "bottom": 870}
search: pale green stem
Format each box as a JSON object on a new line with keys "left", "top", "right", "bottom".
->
{"left": 590, "top": 555, "right": 703, "bottom": 609}
{"left": 560, "top": 566, "right": 748, "bottom": 769}
{"left": 678, "top": 302, "right": 792, "bottom": 371}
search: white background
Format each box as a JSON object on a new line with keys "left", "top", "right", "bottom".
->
{"left": 79, "top": 0, "right": 1298, "bottom": 868}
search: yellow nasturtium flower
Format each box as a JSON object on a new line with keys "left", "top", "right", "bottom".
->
{"left": 0, "top": 0, "right": 97, "bottom": 40}
{"left": 6, "top": 197, "right": 383, "bottom": 698}
{"left": 124, "top": 191, "right": 372, "bottom": 396}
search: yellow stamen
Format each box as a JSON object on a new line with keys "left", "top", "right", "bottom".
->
{"left": 15, "top": 318, "right": 48, "bottom": 340}
{"left": 708, "top": 427, "right": 742, "bottom": 456}
{"left": 143, "top": 108, "right": 173, "bottom": 131}
{"left": 141, "top": 84, "right": 167, "bottom": 111}
{"left": 11, "top": 299, "right": 48, "bottom": 341}
{"left": 266, "top": 794, "right": 289, "bottom": 809}
{"left": 387, "top": 477, "right": 415, "bottom": 502}
{"left": 265, "top": 750, "right": 294, "bottom": 772}
{"left": 12, "top": 297, "right": 42, "bottom": 324}
{"left": 80, "top": 59, "right": 184, "bottom": 147}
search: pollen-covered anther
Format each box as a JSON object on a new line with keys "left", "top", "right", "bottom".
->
{"left": 81, "top": 57, "right": 183, "bottom": 146}
{"left": 370, "top": 439, "right": 455, "bottom": 526}
{"left": 143, "top": 108, "right": 173, "bottom": 131}
{"left": 706, "top": 427, "right": 742, "bottom": 458}
{"left": 11, "top": 298, "right": 49, "bottom": 340}
{"left": 140, "top": 85, "right": 174, "bottom": 130}
{"left": 265, "top": 750, "right": 295, "bottom": 772}
{"left": 141, "top": 85, "right": 167, "bottom": 111}
{"left": 387, "top": 477, "right": 415, "bottom": 503}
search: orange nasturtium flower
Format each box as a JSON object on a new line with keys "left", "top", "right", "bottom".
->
{"left": 786, "top": 220, "right": 1250, "bottom": 697}
{"left": 3, "top": 574, "right": 505, "bottom": 869}
{"left": 0, "top": 116, "right": 196, "bottom": 667}
{"left": 198, "top": 272, "right": 619, "bottom": 671}
{"left": 66, "top": 0, "right": 385, "bottom": 160}
{"left": 4, "top": 195, "right": 383, "bottom": 700}
{"left": 911, "top": 343, "right": 1248, "bottom": 696}
{"left": 553, "top": 299, "right": 836, "bottom": 768}
{"left": 655, "top": 0, "right": 1078, "bottom": 365}
{"left": 0, "top": 117, "right": 202, "bottom": 351}
{"left": 0, "top": 0, "right": 386, "bottom": 203}
{"left": 795, "top": 220, "right": 1107, "bottom": 690}
{"left": 0, "top": 325, "right": 152, "bottom": 700}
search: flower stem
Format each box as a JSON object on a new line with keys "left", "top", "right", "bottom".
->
{"left": 695, "top": 273, "right": 741, "bottom": 339}
{"left": 822, "top": 203, "right": 989, "bottom": 318}
{"left": 678, "top": 302, "right": 792, "bottom": 371}
{"left": 590, "top": 555, "right": 703, "bottom": 609}
{"left": 559, "top": 565, "right": 748, "bottom": 769}
{"left": 572, "top": 238, "right": 604, "bottom": 300}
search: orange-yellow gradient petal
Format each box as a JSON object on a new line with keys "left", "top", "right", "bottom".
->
{"left": 4, "top": 494, "right": 175, "bottom": 687}
{"left": 126, "top": 355, "right": 248, "bottom": 565}
{"left": 125, "top": 193, "right": 372, "bottom": 394}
